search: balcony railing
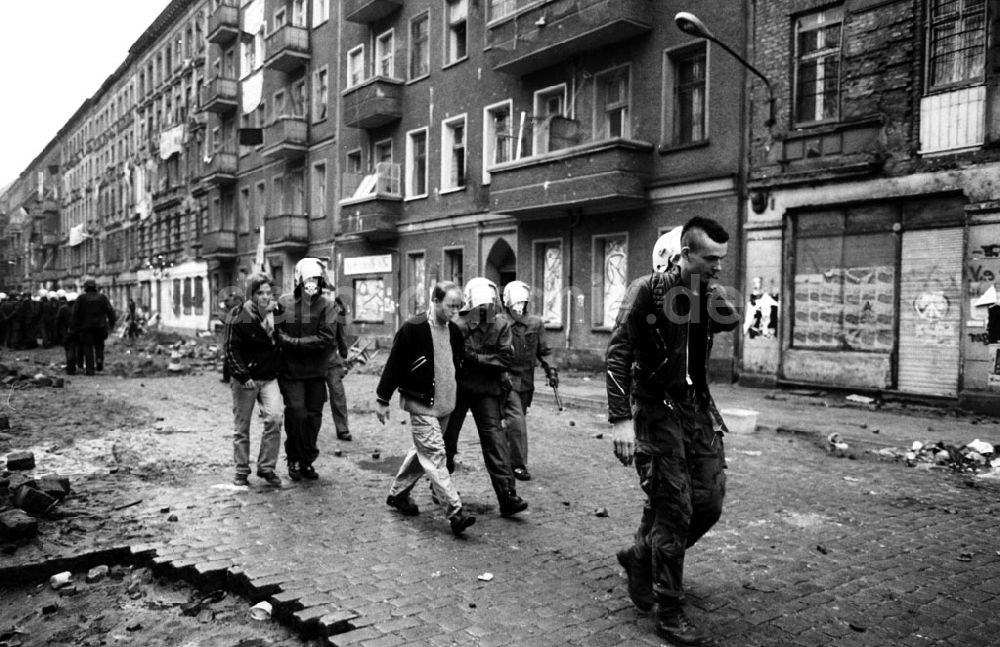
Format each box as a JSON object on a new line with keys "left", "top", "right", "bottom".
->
{"left": 341, "top": 162, "right": 401, "bottom": 202}
{"left": 919, "top": 85, "right": 986, "bottom": 155}
{"left": 489, "top": 138, "right": 652, "bottom": 218}
{"left": 202, "top": 151, "right": 238, "bottom": 186}
{"left": 201, "top": 229, "right": 238, "bottom": 259}
{"left": 344, "top": 0, "right": 403, "bottom": 23}
{"left": 264, "top": 214, "right": 309, "bottom": 251}
{"left": 343, "top": 77, "right": 403, "bottom": 129}
{"left": 262, "top": 116, "right": 308, "bottom": 159}
{"left": 486, "top": 0, "right": 652, "bottom": 75}
{"left": 208, "top": 0, "right": 240, "bottom": 45}
{"left": 264, "top": 25, "right": 310, "bottom": 73}
{"left": 339, "top": 163, "right": 401, "bottom": 240}
{"left": 201, "top": 77, "right": 239, "bottom": 114}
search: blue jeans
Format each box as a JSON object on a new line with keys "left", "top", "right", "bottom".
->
{"left": 231, "top": 378, "right": 283, "bottom": 476}
{"left": 389, "top": 413, "right": 463, "bottom": 518}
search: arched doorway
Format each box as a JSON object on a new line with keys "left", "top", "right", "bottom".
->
{"left": 484, "top": 237, "right": 517, "bottom": 290}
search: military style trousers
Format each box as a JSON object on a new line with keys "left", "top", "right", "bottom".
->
{"left": 630, "top": 396, "right": 727, "bottom": 604}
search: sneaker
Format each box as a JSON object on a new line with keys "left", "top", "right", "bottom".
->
{"left": 336, "top": 432, "right": 353, "bottom": 441}
{"left": 513, "top": 466, "right": 532, "bottom": 481}
{"left": 300, "top": 463, "right": 319, "bottom": 480}
{"left": 257, "top": 471, "right": 282, "bottom": 487}
{"left": 656, "top": 607, "right": 714, "bottom": 646}
{"left": 386, "top": 493, "right": 420, "bottom": 516}
{"left": 499, "top": 492, "right": 528, "bottom": 517}
{"left": 287, "top": 461, "right": 302, "bottom": 481}
{"left": 616, "top": 548, "right": 654, "bottom": 612}
{"left": 233, "top": 474, "right": 250, "bottom": 487}
{"left": 449, "top": 509, "right": 476, "bottom": 536}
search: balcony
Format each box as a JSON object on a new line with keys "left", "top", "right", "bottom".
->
{"left": 202, "top": 151, "right": 238, "bottom": 186}
{"left": 264, "top": 25, "right": 310, "bottom": 73}
{"left": 343, "top": 77, "right": 403, "bottom": 129}
{"left": 486, "top": 0, "right": 652, "bottom": 75}
{"left": 42, "top": 233, "right": 63, "bottom": 247}
{"left": 207, "top": 0, "right": 240, "bottom": 45}
{"left": 264, "top": 214, "right": 309, "bottom": 252}
{"left": 262, "top": 116, "right": 308, "bottom": 159}
{"left": 344, "top": 0, "right": 402, "bottom": 23}
{"left": 489, "top": 138, "right": 652, "bottom": 218}
{"left": 201, "top": 229, "right": 238, "bottom": 259}
{"left": 42, "top": 199, "right": 59, "bottom": 214}
{"left": 339, "top": 163, "right": 402, "bottom": 239}
{"left": 153, "top": 185, "right": 186, "bottom": 212}
{"left": 201, "top": 77, "right": 239, "bottom": 114}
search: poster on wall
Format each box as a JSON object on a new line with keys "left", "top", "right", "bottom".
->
{"left": 793, "top": 265, "right": 895, "bottom": 351}
{"left": 353, "top": 277, "right": 385, "bottom": 323}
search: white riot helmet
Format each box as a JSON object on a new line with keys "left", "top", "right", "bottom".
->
{"left": 502, "top": 280, "right": 531, "bottom": 316}
{"left": 652, "top": 226, "right": 683, "bottom": 273}
{"left": 293, "top": 257, "right": 327, "bottom": 296}
{"left": 56, "top": 289, "right": 67, "bottom": 300}
{"left": 66, "top": 292, "right": 79, "bottom": 302}
{"left": 463, "top": 277, "right": 499, "bottom": 311}
{"left": 47, "top": 291, "right": 58, "bottom": 300}
{"left": 0, "top": 293, "right": 6, "bottom": 301}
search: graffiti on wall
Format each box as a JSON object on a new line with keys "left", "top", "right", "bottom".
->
{"left": 353, "top": 277, "right": 385, "bottom": 323}
{"left": 912, "top": 290, "right": 956, "bottom": 342}
{"left": 967, "top": 241, "right": 1000, "bottom": 347}
{"left": 793, "top": 266, "right": 894, "bottom": 351}
{"left": 744, "top": 276, "right": 779, "bottom": 339}
{"left": 542, "top": 245, "right": 563, "bottom": 327}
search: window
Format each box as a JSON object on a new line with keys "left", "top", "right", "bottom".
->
{"left": 290, "top": 169, "right": 305, "bottom": 213}
{"left": 313, "top": 67, "right": 328, "bottom": 121}
{"left": 346, "top": 149, "right": 363, "bottom": 174}
{"left": 376, "top": 30, "right": 394, "bottom": 77}
{"left": 488, "top": 0, "right": 516, "bottom": 21}
{"left": 273, "top": 176, "right": 284, "bottom": 213}
{"left": 533, "top": 84, "right": 567, "bottom": 155}
{"left": 441, "top": 115, "right": 466, "bottom": 192}
{"left": 312, "top": 0, "right": 329, "bottom": 27}
{"left": 183, "top": 277, "right": 193, "bottom": 315}
{"left": 173, "top": 279, "right": 182, "bottom": 315}
{"left": 667, "top": 45, "right": 707, "bottom": 145}
{"left": 410, "top": 12, "right": 430, "bottom": 80}
{"left": 927, "top": 0, "right": 986, "bottom": 89}
{"left": 592, "top": 235, "right": 628, "bottom": 329}
{"left": 445, "top": 0, "right": 468, "bottom": 65}
{"left": 194, "top": 277, "right": 205, "bottom": 315}
{"left": 535, "top": 240, "right": 563, "bottom": 328}
{"left": 595, "top": 65, "right": 630, "bottom": 139}
{"left": 348, "top": 45, "right": 365, "bottom": 87}
{"left": 374, "top": 139, "right": 393, "bottom": 166}
{"left": 273, "top": 8, "right": 287, "bottom": 29}
{"left": 793, "top": 7, "right": 843, "bottom": 125}
{"left": 291, "top": 79, "right": 306, "bottom": 117}
{"left": 239, "top": 186, "right": 250, "bottom": 233}
{"left": 273, "top": 90, "right": 286, "bottom": 119}
{"left": 408, "top": 252, "right": 427, "bottom": 314}
{"left": 292, "top": 0, "right": 306, "bottom": 27}
{"left": 406, "top": 128, "right": 428, "bottom": 198}
{"left": 312, "top": 162, "right": 327, "bottom": 218}
{"left": 483, "top": 100, "right": 514, "bottom": 181}
{"left": 444, "top": 248, "right": 464, "bottom": 285}
{"left": 255, "top": 182, "right": 266, "bottom": 229}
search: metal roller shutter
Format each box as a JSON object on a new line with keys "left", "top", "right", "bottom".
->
{"left": 897, "top": 228, "right": 963, "bottom": 396}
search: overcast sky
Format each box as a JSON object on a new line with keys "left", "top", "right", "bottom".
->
{"left": 0, "top": 1, "right": 171, "bottom": 188}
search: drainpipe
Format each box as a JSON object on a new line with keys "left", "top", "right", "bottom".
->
{"left": 565, "top": 208, "right": 581, "bottom": 349}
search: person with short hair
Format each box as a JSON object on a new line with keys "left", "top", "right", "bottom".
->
{"left": 607, "top": 216, "right": 740, "bottom": 645}
{"left": 71, "top": 278, "right": 116, "bottom": 375}
{"left": 225, "top": 273, "right": 283, "bottom": 487}
{"left": 376, "top": 281, "right": 476, "bottom": 536}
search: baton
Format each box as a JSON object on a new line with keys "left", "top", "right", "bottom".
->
{"left": 551, "top": 383, "right": 564, "bottom": 411}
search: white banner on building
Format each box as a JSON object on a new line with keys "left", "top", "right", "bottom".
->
{"left": 68, "top": 224, "right": 88, "bottom": 247}
{"left": 344, "top": 254, "right": 392, "bottom": 275}
{"left": 242, "top": 70, "right": 263, "bottom": 115}
{"left": 159, "top": 124, "right": 186, "bottom": 160}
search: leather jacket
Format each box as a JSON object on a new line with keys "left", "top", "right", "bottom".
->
{"left": 455, "top": 307, "right": 513, "bottom": 396}
{"left": 606, "top": 267, "right": 739, "bottom": 423}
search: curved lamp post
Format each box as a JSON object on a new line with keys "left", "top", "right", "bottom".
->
{"left": 675, "top": 12, "right": 775, "bottom": 128}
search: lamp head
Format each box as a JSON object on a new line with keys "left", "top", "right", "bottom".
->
{"left": 674, "top": 12, "right": 715, "bottom": 40}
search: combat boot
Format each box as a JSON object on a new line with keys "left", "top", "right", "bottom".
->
{"left": 615, "top": 547, "right": 653, "bottom": 611}
{"left": 655, "top": 604, "right": 714, "bottom": 646}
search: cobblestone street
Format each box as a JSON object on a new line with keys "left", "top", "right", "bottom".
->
{"left": 3, "top": 353, "right": 1000, "bottom": 646}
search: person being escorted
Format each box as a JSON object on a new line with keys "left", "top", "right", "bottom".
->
{"left": 376, "top": 281, "right": 476, "bottom": 536}
{"left": 324, "top": 290, "right": 352, "bottom": 441}
{"left": 71, "top": 278, "right": 117, "bottom": 375}
{"left": 500, "top": 280, "right": 556, "bottom": 482}
{"left": 56, "top": 292, "right": 79, "bottom": 375}
{"left": 225, "top": 273, "right": 283, "bottom": 487}
{"left": 274, "top": 258, "right": 337, "bottom": 482}
{"left": 607, "top": 216, "right": 740, "bottom": 645}
{"left": 443, "top": 277, "right": 528, "bottom": 518}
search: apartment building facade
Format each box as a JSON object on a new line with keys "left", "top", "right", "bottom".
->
{"left": 744, "top": 0, "right": 1000, "bottom": 412}
{"left": 335, "top": 0, "right": 749, "bottom": 370}
{"left": 2, "top": 0, "right": 751, "bottom": 374}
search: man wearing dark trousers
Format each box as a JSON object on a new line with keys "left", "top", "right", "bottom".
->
{"left": 72, "top": 278, "right": 117, "bottom": 375}
{"left": 607, "top": 216, "right": 740, "bottom": 645}
{"left": 274, "top": 258, "right": 337, "bottom": 482}
{"left": 443, "top": 277, "right": 528, "bottom": 518}
{"left": 324, "top": 291, "right": 352, "bottom": 441}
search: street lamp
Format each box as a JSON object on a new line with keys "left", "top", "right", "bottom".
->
{"left": 674, "top": 12, "right": 775, "bottom": 129}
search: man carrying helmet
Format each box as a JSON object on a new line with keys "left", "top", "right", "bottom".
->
{"left": 443, "top": 277, "right": 528, "bottom": 517}
{"left": 500, "top": 280, "right": 556, "bottom": 482}
{"left": 274, "top": 258, "right": 338, "bottom": 482}
{"left": 607, "top": 217, "right": 740, "bottom": 645}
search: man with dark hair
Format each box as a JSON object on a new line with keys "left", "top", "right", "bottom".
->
{"left": 226, "top": 273, "right": 283, "bottom": 487}
{"left": 607, "top": 216, "right": 739, "bottom": 645}
{"left": 72, "top": 278, "right": 117, "bottom": 375}
{"left": 274, "top": 258, "right": 338, "bottom": 481}
{"left": 376, "top": 281, "right": 476, "bottom": 536}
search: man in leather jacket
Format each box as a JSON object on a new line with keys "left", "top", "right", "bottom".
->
{"left": 607, "top": 216, "right": 740, "bottom": 646}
